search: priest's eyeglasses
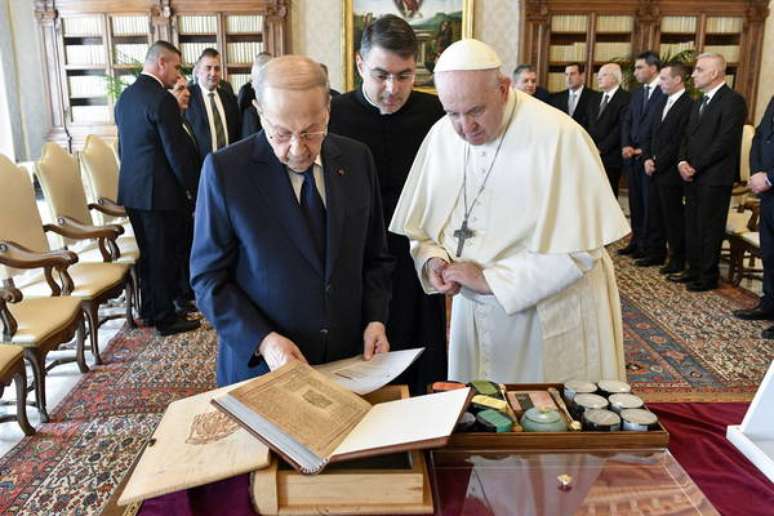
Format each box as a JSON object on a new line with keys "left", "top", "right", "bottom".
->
{"left": 362, "top": 63, "right": 416, "bottom": 84}
{"left": 259, "top": 112, "right": 328, "bottom": 144}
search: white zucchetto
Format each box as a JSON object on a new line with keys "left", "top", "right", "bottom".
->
{"left": 434, "top": 39, "right": 502, "bottom": 73}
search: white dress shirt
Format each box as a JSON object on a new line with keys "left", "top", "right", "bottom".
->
{"left": 286, "top": 155, "right": 326, "bottom": 207}
{"left": 199, "top": 83, "right": 230, "bottom": 152}
{"left": 661, "top": 88, "right": 686, "bottom": 121}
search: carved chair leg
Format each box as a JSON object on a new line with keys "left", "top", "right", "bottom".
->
{"left": 130, "top": 266, "right": 140, "bottom": 318}
{"left": 24, "top": 350, "right": 48, "bottom": 424}
{"left": 75, "top": 317, "right": 88, "bottom": 374}
{"left": 83, "top": 304, "right": 102, "bottom": 366}
{"left": 125, "top": 279, "right": 136, "bottom": 329}
{"left": 13, "top": 368, "right": 35, "bottom": 435}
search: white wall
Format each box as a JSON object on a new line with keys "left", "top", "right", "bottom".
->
{"left": 755, "top": 0, "right": 774, "bottom": 124}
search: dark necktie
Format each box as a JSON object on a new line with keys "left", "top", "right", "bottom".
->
{"left": 598, "top": 94, "right": 609, "bottom": 119}
{"left": 643, "top": 86, "right": 650, "bottom": 111}
{"left": 300, "top": 168, "right": 326, "bottom": 261}
{"left": 208, "top": 92, "right": 226, "bottom": 150}
{"left": 698, "top": 95, "right": 709, "bottom": 117}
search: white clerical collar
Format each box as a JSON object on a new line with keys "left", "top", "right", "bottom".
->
{"left": 141, "top": 71, "right": 164, "bottom": 88}
{"left": 703, "top": 81, "right": 725, "bottom": 101}
{"left": 361, "top": 84, "right": 405, "bottom": 115}
{"left": 668, "top": 88, "right": 686, "bottom": 102}
{"left": 602, "top": 85, "right": 619, "bottom": 99}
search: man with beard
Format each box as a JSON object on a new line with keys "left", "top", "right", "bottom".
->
{"left": 329, "top": 14, "right": 447, "bottom": 393}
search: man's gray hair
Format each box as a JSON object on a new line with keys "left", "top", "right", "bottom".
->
{"left": 255, "top": 56, "right": 329, "bottom": 109}
{"left": 251, "top": 52, "right": 273, "bottom": 86}
{"left": 145, "top": 40, "right": 181, "bottom": 64}
{"left": 696, "top": 52, "right": 728, "bottom": 74}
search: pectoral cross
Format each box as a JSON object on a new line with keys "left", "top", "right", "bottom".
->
{"left": 454, "top": 219, "right": 474, "bottom": 257}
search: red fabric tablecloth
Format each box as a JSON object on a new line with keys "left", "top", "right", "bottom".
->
{"left": 139, "top": 403, "right": 773, "bottom": 515}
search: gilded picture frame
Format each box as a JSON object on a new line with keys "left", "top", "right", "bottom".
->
{"left": 343, "top": 0, "right": 474, "bottom": 93}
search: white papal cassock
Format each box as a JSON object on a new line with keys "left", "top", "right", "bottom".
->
{"left": 389, "top": 89, "right": 631, "bottom": 384}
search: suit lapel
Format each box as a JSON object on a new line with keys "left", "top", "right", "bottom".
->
{"left": 321, "top": 138, "right": 346, "bottom": 281}
{"left": 192, "top": 86, "right": 213, "bottom": 154}
{"left": 248, "top": 134, "right": 324, "bottom": 276}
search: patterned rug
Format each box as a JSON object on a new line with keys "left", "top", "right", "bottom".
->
{"left": 614, "top": 242, "right": 774, "bottom": 402}
{"left": 0, "top": 324, "right": 217, "bottom": 514}
{"left": 1, "top": 245, "right": 773, "bottom": 513}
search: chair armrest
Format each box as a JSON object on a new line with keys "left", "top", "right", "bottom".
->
{"left": 744, "top": 200, "right": 761, "bottom": 231}
{"left": 45, "top": 216, "right": 124, "bottom": 262}
{"left": 0, "top": 241, "right": 77, "bottom": 296}
{"left": 0, "top": 284, "right": 23, "bottom": 340}
{"left": 89, "top": 197, "right": 127, "bottom": 217}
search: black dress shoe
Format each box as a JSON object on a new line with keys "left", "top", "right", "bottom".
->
{"left": 174, "top": 300, "right": 198, "bottom": 316}
{"left": 667, "top": 271, "right": 698, "bottom": 283}
{"left": 659, "top": 262, "right": 684, "bottom": 275}
{"left": 635, "top": 256, "right": 666, "bottom": 267}
{"left": 617, "top": 243, "right": 638, "bottom": 255}
{"left": 761, "top": 326, "right": 774, "bottom": 339}
{"left": 631, "top": 249, "right": 647, "bottom": 259}
{"left": 733, "top": 305, "right": 774, "bottom": 321}
{"left": 156, "top": 316, "right": 201, "bottom": 336}
{"left": 686, "top": 281, "right": 717, "bottom": 292}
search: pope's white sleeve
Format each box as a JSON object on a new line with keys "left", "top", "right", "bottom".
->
{"left": 482, "top": 249, "right": 601, "bottom": 315}
{"left": 409, "top": 239, "right": 452, "bottom": 294}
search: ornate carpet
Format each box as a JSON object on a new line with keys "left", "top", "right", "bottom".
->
{"left": 614, "top": 244, "right": 774, "bottom": 402}
{"left": 1, "top": 246, "right": 773, "bottom": 513}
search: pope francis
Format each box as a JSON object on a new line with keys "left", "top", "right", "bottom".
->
{"left": 389, "top": 40, "right": 631, "bottom": 383}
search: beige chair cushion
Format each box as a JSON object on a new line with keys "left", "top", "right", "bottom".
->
{"left": 21, "top": 262, "right": 128, "bottom": 301}
{"left": 726, "top": 210, "right": 752, "bottom": 235}
{"left": 741, "top": 232, "right": 760, "bottom": 247}
{"left": 0, "top": 344, "right": 24, "bottom": 379}
{"left": 739, "top": 125, "right": 755, "bottom": 183}
{"left": 80, "top": 135, "right": 122, "bottom": 225}
{"left": 6, "top": 296, "right": 82, "bottom": 346}
{"left": 36, "top": 143, "right": 94, "bottom": 245}
{"left": 0, "top": 155, "right": 52, "bottom": 280}
{"left": 77, "top": 235, "right": 140, "bottom": 265}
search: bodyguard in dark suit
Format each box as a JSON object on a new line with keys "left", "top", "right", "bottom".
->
{"left": 512, "top": 64, "right": 551, "bottom": 105}
{"left": 672, "top": 53, "right": 747, "bottom": 291}
{"left": 185, "top": 48, "right": 241, "bottom": 159}
{"left": 733, "top": 96, "right": 774, "bottom": 335}
{"left": 550, "top": 62, "right": 596, "bottom": 130}
{"left": 621, "top": 51, "right": 665, "bottom": 260}
{"left": 115, "top": 41, "right": 200, "bottom": 336}
{"left": 641, "top": 62, "right": 695, "bottom": 274}
{"left": 191, "top": 56, "right": 394, "bottom": 386}
{"left": 587, "top": 62, "right": 630, "bottom": 197}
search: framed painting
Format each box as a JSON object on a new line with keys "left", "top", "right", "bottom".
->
{"left": 343, "top": 0, "right": 474, "bottom": 92}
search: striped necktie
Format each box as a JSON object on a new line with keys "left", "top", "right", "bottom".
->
{"left": 208, "top": 92, "right": 226, "bottom": 150}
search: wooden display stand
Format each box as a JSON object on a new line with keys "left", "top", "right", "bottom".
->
{"left": 447, "top": 383, "right": 670, "bottom": 451}
{"left": 727, "top": 360, "right": 774, "bottom": 482}
{"left": 250, "top": 385, "right": 434, "bottom": 515}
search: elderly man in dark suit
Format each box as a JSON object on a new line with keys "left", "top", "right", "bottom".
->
{"left": 550, "top": 62, "right": 596, "bottom": 130}
{"left": 185, "top": 48, "right": 241, "bottom": 159}
{"left": 115, "top": 41, "right": 200, "bottom": 336}
{"left": 733, "top": 96, "right": 774, "bottom": 335}
{"left": 641, "top": 62, "right": 695, "bottom": 275}
{"left": 190, "top": 56, "right": 395, "bottom": 386}
{"left": 672, "top": 53, "right": 747, "bottom": 292}
{"left": 588, "top": 62, "right": 630, "bottom": 198}
{"left": 620, "top": 51, "right": 665, "bottom": 261}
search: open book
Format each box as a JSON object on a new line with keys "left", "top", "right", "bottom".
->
{"left": 212, "top": 360, "right": 470, "bottom": 475}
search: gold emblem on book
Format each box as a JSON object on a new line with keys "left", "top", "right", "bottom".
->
{"left": 186, "top": 410, "right": 240, "bottom": 445}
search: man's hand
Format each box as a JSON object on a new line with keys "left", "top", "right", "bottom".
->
{"left": 258, "top": 332, "right": 308, "bottom": 371}
{"left": 426, "top": 257, "right": 461, "bottom": 295}
{"left": 633, "top": 148, "right": 643, "bottom": 156}
{"left": 622, "top": 146, "right": 636, "bottom": 159}
{"left": 644, "top": 159, "right": 656, "bottom": 176}
{"left": 363, "top": 322, "right": 389, "bottom": 360}
{"left": 442, "top": 262, "right": 492, "bottom": 295}
{"left": 749, "top": 171, "right": 771, "bottom": 194}
{"left": 678, "top": 161, "right": 696, "bottom": 182}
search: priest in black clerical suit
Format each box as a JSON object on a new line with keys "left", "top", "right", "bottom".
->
{"left": 329, "top": 14, "right": 448, "bottom": 393}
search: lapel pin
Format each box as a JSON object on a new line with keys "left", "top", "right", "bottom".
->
{"left": 337, "top": 169, "right": 345, "bottom": 176}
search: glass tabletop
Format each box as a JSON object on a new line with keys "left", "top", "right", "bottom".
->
{"left": 430, "top": 449, "right": 719, "bottom": 516}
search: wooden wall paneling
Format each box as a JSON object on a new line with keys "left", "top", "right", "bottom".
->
{"left": 36, "top": 1, "right": 71, "bottom": 149}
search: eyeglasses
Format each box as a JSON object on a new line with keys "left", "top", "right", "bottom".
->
{"left": 362, "top": 62, "right": 416, "bottom": 84}
{"left": 259, "top": 112, "right": 328, "bottom": 144}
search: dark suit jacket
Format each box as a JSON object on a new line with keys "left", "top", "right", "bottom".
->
{"left": 752, "top": 96, "right": 774, "bottom": 185}
{"left": 535, "top": 86, "right": 552, "bottom": 104}
{"left": 551, "top": 87, "right": 597, "bottom": 129}
{"left": 641, "top": 92, "right": 695, "bottom": 186}
{"left": 241, "top": 106, "right": 262, "bottom": 140}
{"left": 587, "top": 88, "right": 631, "bottom": 169}
{"left": 622, "top": 84, "right": 665, "bottom": 150}
{"left": 115, "top": 74, "right": 196, "bottom": 211}
{"left": 185, "top": 84, "right": 242, "bottom": 159}
{"left": 678, "top": 84, "right": 747, "bottom": 186}
{"left": 181, "top": 117, "right": 203, "bottom": 200}
{"left": 237, "top": 81, "right": 256, "bottom": 114}
{"left": 190, "top": 132, "right": 395, "bottom": 386}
